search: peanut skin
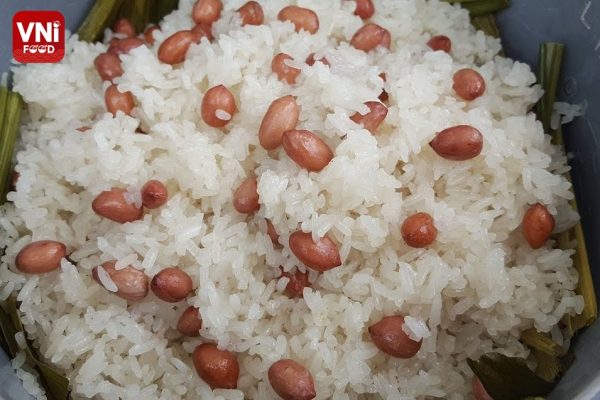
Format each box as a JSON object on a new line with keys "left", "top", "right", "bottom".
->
{"left": 268, "top": 359, "right": 316, "bottom": 400}
{"left": 282, "top": 130, "right": 334, "bottom": 172}
{"left": 113, "top": 18, "right": 136, "bottom": 37}
{"left": 237, "top": 1, "right": 264, "bottom": 26}
{"left": 350, "top": 101, "right": 388, "bottom": 134}
{"left": 351, "top": 23, "right": 391, "bottom": 52}
{"left": 429, "top": 125, "right": 483, "bottom": 161}
{"left": 151, "top": 267, "right": 194, "bottom": 303}
{"left": 107, "top": 37, "right": 144, "bottom": 55}
{"left": 158, "top": 30, "right": 196, "bottom": 65}
{"left": 368, "top": 315, "right": 422, "bottom": 358}
{"left": 192, "top": 344, "right": 239, "bottom": 389}
{"left": 191, "top": 23, "right": 214, "bottom": 42}
{"left": 200, "top": 85, "right": 237, "bottom": 128}
{"left": 105, "top": 84, "right": 135, "bottom": 116}
{"left": 272, "top": 53, "right": 301, "bottom": 84}
{"left": 277, "top": 6, "right": 319, "bottom": 34}
{"left": 144, "top": 25, "right": 159, "bottom": 45}
{"left": 177, "top": 306, "right": 203, "bottom": 336}
{"left": 279, "top": 267, "right": 310, "bottom": 298}
{"left": 427, "top": 35, "right": 452, "bottom": 53}
{"left": 141, "top": 180, "right": 168, "bottom": 209}
{"left": 15, "top": 240, "right": 67, "bottom": 274}
{"left": 259, "top": 95, "right": 300, "bottom": 150}
{"left": 453, "top": 68, "right": 486, "bottom": 101}
{"left": 92, "top": 261, "right": 149, "bottom": 301}
{"left": 289, "top": 231, "right": 341, "bottom": 272}
{"left": 522, "top": 203, "right": 555, "bottom": 249}
{"left": 233, "top": 177, "right": 260, "bottom": 214}
{"left": 354, "top": 0, "right": 375, "bottom": 19}
{"left": 92, "top": 188, "right": 143, "bottom": 223}
{"left": 401, "top": 212, "right": 437, "bottom": 248}
{"left": 94, "top": 52, "right": 124, "bottom": 82}
{"left": 192, "top": 0, "right": 223, "bottom": 25}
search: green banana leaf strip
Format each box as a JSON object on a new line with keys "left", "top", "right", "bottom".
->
{"left": 118, "top": 0, "right": 150, "bottom": 33}
{"left": 471, "top": 14, "right": 501, "bottom": 38}
{"left": 149, "top": 0, "right": 179, "bottom": 24}
{"left": 77, "top": 0, "right": 122, "bottom": 42}
{"left": 0, "top": 86, "right": 8, "bottom": 139}
{"left": 521, "top": 329, "right": 564, "bottom": 358}
{"left": 536, "top": 42, "right": 597, "bottom": 333}
{"left": 4, "top": 297, "right": 71, "bottom": 400}
{"left": 0, "top": 303, "right": 19, "bottom": 358}
{"left": 77, "top": 0, "right": 179, "bottom": 43}
{"left": 38, "top": 363, "right": 71, "bottom": 400}
{"left": 536, "top": 43, "right": 565, "bottom": 132}
{"left": 533, "top": 349, "right": 574, "bottom": 383}
{"left": 467, "top": 353, "right": 555, "bottom": 400}
{"left": 443, "top": 0, "right": 510, "bottom": 16}
{"left": 0, "top": 91, "right": 22, "bottom": 202}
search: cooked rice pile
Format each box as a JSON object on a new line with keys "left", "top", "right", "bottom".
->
{"left": 0, "top": 0, "right": 583, "bottom": 399}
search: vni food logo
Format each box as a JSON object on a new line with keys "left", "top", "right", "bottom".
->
{"left": 13, "top": 11, "right": 65, "bottom": 63}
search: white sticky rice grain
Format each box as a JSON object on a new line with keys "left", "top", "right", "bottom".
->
{"left": 15, "top": 331, "right": 27, "bottom": 349}
{"left": 96, "top": 266, "right": 118, "bottom": 292}
{"left": 215, "top": 109, "right": 232, "bottom": 121}
{"left": 403, "top": 316, "right": 432, "bottom": 341}
{"left": 275, "top": 276, "right": 290, "bottom": 293}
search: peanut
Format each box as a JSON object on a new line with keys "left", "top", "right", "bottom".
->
{"left": 113, "top": 18, "right": 136, "bottom": 37}
{"left": 272, "top": 53, "right": 301, "bottom": 84}
{"left": 259, "top": 95, "right": 300, "bottom": 150}
{"left": 368, "top": 315, "right": 422, "bottom": 358}
{"left": 522, "top": 203, "right": 555, "bottom": 249}
{"left": 268, "top": 359, "right": 316, "bottom": 400}
{"left": 151, "top": 267, "right": 194, "bottom": 302}
{"left": 158, "top": 30, "right": 196, "bottom": 65}
{"left": 237, "top": 1, "right": 264, "bottom": 26}
{"left": 191, "top": 23, "right": 214, "bottom": 42}
{"left": 279, "top": 267, "right": 310, "bottom": 298}
{"left": 277, "top": 6, "right": 319, "bottom": 34}
{"left": 92, "top": 187, "right": 143, "bottom": 223}
{"left": 144, "top": 25, "right": 159, "bottom": 45}
{"left": 94, "top": 52, "right": 123, "bottom": 82}
{"left": 105, "top": 84, "right": 135, "bottom": 116}
{"left": 141, "top": 180, "right": 168, "bottom": 209}
{"left": 305, "top": 53, "right": 330, "bottom": 67}
{"left": 177, "top": 306, "right": 203, "bottom": 337}
{"left": 200, "top": 85, "right": 237, "bottom": 127}
{"left": 107, "top": 37, "right": 144, "bottom": 55}
{"left": 453, "top": 68, "right": 486, "bottom": 101}
{"left": 401, "top": 212, "right": 437, "bottom": 248}
{"left": 192, "top": 343, "right": 239, "bottom": 389}
{"left": 92, "top": 261, "right": 149, "bottom": 301}
{"left": 351, "top": 23, "right": 391, "bottom": 52}
{"left": 354, "top": 0, "right": 375, "bottom": 19}
{"left": 427, "top": 35, "right": 452, "bottom": 53}
{"left": 233, "top": 177, "right": 260, "bottom": 214}
{"left": 289, "top": 231, "right": 341, "bottom": 272}
{"left": 429, "top": 125, "right": 483, "bottom": 161}
{"left": 192, "top": 0, "right": 223, "bottom": 26}
{"left": 350, "top": 101, "right": 388, "bottom": 134}
{"left": 15, "top": 240, "right": 67, "bottom": 274}
{"left": 282, "top": 130, "right": 333, "bottom": 172}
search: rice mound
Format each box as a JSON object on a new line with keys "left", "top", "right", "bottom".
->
{"left": 0, "top": 0, "right": 584, "bottom": 399}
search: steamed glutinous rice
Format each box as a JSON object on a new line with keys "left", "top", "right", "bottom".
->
{"left": 0, "top": 0, "right": 583, "bottom": 399}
